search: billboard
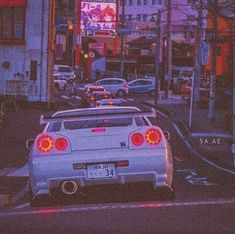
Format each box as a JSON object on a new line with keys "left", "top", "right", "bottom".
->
{"left": 81, "top": 0, "right": 117, "bottom": 35}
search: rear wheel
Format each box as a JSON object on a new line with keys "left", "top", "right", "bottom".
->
{"left": 117, "top": 90, "right": 125, "bottom": 97}
{"left": 153, "top": 187, "right": 175, "bottom": 201}
{"left": 149, "top": 90, "right": 155, "bottom": 96}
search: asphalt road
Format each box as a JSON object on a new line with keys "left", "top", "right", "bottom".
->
{"left": 0, "top": 88, "right": 234, "bottom": 233}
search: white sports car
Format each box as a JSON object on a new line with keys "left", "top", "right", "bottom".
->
{"left": 28, "top": 106, "right": 174, "bottom": 207}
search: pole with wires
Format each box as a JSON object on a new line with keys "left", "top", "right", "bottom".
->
{"left": 165, "top": 0, "right": 172, "bottom": 99}
{"left": 208, "top": 0, "right": 218, "bottom": 123}
{"left": 154, "top": 11, "right": 161, "bottom": 107}
{"left": 120, "top": 0, "right": 125, "bottom": 79}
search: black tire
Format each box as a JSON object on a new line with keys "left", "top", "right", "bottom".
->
{"left": 149, "top": 90, "right": 155, "bottom": 96}
{"left": 117, "top": 90, "right": 125, "bottom": 97}
{"left": 153, "top": 187, "right": 175, "bottom": 201}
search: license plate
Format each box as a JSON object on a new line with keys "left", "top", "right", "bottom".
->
{"left": 87, "top": 163, "right": 115, "bottom": 179}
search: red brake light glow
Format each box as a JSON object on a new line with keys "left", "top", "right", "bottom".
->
{"left": 37, "top": 135, "right": 53, "bottom": 153}
{"left": 145, "top": 128, "right": 162, "bottom": 145}
{"left": 91, "top": 128, "right": 106, "bottom": 133}
{"left": 55, "top": 137, "right": 68, "bottom": 151}
{"left": 131, "top": 133, "right": 144, "bottom": 146}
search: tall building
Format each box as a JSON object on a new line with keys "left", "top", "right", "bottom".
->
{"left": 0, "top": 0, "right": 55, "bottom": 102}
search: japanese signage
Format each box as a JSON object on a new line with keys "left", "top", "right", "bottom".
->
{"left": 80, "top": 0, "right": 116, "bottom": 35}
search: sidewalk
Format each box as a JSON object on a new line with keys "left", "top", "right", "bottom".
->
{"left": 144, "top": 95, "right": 234, "bottom": 170}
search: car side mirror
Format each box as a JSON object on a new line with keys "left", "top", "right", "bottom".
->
{"left": 163, "top": 131, "right": 170, "bottom": 140}
{"left": 26, "top": 139, "right": 35, "bottom": 149}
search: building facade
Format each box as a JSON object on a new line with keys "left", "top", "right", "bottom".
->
{"left": 0, "top": 0, "right": 55, "bottom": 102}
{"left": 118, "top": 0, "right": 198, "bottom": 44}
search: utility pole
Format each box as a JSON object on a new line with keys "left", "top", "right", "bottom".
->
{"left": 208, "top": 0, "right": 218, "bottom": 122}
{"left": 165, "top": 0, "right": 172, "bottom": 99}
{"left": 120, "top": 0, "right": 125, "bottom": 79}
{"left": 232, "top": 19, "right": 235, "bottom": 166}
{"left": 155, "top": 11, "right": 161, "bottom": 107}
{"left": 194, "top": 0, "right": 203, "bottom": 104}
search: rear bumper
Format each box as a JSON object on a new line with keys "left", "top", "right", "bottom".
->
{"left": 29, "top": 148, "right": 173, "bottom": 196}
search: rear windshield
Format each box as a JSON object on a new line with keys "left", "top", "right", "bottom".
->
{"left": 47, "top": 117, "right": 133, "bottom": 131}
{"left": 58, "top": 67, "right": 73, "bottom": 72}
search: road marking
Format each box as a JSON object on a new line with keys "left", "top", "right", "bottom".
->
{"left": 14, "top": 203, "right": 30, "bottom": 209}
{"left": 177, "top": 168, "right": 217, "bottom": 186}
{"left": 7, "top": 164, "right": 29, "bottom": 177}
{"left": 154, "top": 111, "right": 235, "bottom": 176}
{"left": 2, "top": 199, "right": 235, "bottom": 217}
{"left": 0, "top": 168, "right": 17, "bottom": 177}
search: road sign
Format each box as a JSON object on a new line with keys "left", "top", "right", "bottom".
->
{"left": 117, "top": 27, "right": 133, "bottom": 35}
{"left": 201, "top": 42, "right": 209, "bottom": 65}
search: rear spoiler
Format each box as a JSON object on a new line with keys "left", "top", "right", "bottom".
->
{"left": 40, "top": 108, "right": 156, "bottom": 125}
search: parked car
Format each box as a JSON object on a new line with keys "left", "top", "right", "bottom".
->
{"left": 181, "top": 78, "right": 209, "bottom": 103}
{"left": 28, "top": 106, "right": 174, "bottom": 207}
{"left": 128, "top": 79, "right": 155, "bottom": 96}
{"left": 83, "top": 85, "right": 107, "bottom": 98}
{"left": 88, "top": 91, "right": 114, "bottom": 107}
{"left": 171, "top": 66, "right": 194, "bottom": 94}
{"left": 96, "top": 98, "right": 123, "bottom": 107}
{"left": 54, "top": 65, "right": 76, "bottom": 83}
{"left": 94, "top": 78, "right": 129, "bottom": 97}
{"left": 53, "top": 74, "right": 67, "bottom": 90}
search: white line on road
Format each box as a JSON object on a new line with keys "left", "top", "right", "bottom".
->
{"left": 2, "top": 199, "right": 235, "bottom": 217}
{"left": 156, "top": 110, "right": 235, "bottom": 176}
{"left": 14, "top": 203, "right": 30, "bottom": 209}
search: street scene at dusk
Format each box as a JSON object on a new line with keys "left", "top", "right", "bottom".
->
{"left": 0, "top": 0, "right": 235, "bottom": 233}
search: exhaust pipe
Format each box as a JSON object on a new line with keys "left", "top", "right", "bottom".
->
{"left": 61, "top": 180, "right": 79, "bottom": 195}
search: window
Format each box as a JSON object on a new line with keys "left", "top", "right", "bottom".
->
{"left": 143, "top": 14, "right": 148, "bottom": 22}
{"left": 144, "top": 0, "right": 147, "bottom": 5}
{"left": 128, "top": 14, "right": 133, "bottom": 21}
{"left": 137, "top": 0, "right": 141, "bottom": 6}
{"left": 187, "top": 0, "right": 195, "bottom": 4}
{"left": 137, "top": 14, "right": 141, "bottom": 21}
{"left": 152, "top": 0, "right": 156, "bottom": 4}
{"left": 158, "top": 0, "right": 162, "bottom": 4}
{"left": 187, "top": 15, "right": 195, "bottom": 21}
{"left": 0, "top": 7, "right": 25, "bottom": 41}
{"left": 129, "top": 0, "right": 133, "bottom": 6}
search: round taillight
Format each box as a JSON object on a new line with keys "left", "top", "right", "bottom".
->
{"left": 37, "top": 135, "right": 53, "bottom": 152}
{"left": 55, "top": 138, "right": 68, "bottom": 151}
{"left": 131, "top": 133, "right": 144, "bottom": 146}
{"left": 145, "top": 128, "right": 162, "bottom": 145}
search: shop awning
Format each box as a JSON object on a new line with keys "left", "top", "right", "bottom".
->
{"left": 0, "top": 0, "right": 27, "bottom": 7}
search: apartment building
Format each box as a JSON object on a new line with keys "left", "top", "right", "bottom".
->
{"left": 0, "top": 0, "right": 55, "bottom": 102}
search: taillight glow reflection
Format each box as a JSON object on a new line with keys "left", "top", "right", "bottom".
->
{"left": 37, "top": 135, "right": 53, "bottom": 153}
{"left": 131, "top": 133, "right": 144, "bottom": 146}
{"left": 145, "top": 128, "right": 162, "bottom": 145}
{"left": 55, "top": 138, "right": 68, "bottom": 151}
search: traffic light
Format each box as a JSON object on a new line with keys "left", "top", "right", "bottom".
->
{"left": 68, "top": 23, "right": 73, "bottom": 31}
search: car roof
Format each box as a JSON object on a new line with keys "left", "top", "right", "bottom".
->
{"left": 98, "top": 78, "right": 125, "bottom": 82}
{"left": 128, "top": 79, "right": 153, "bottom": 83}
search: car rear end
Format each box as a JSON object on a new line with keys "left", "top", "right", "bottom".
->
{"left": 28, "top": 107, "right": 173, "bottom": 202}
